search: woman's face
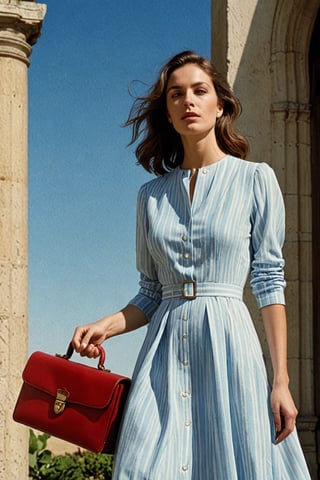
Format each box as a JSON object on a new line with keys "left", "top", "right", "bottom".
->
{"left": 166, "top": 63, "right": 223, "bottom": 138}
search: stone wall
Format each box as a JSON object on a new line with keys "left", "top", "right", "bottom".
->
{"left": 212, "top": 0, "right": 320, "bottom": 477}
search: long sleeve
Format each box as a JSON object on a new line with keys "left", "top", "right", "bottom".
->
{"left": 128, "top": 185, "right": 162, "bottom": 320}
{"left": 250, "top": 163, "right": 286, "bottom": 309}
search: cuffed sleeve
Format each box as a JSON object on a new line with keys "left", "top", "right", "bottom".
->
{"left": 127, "top": 186, "right": 162, "bottom": 321}
{"left": 250, "top": 163, "right": 286, "bottom": 309}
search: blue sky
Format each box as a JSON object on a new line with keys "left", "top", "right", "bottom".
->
{"left": 28, "top": 0, "right": 211, "bottom": 376}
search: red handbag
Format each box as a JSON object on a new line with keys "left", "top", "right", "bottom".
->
{"left": 13, "top": 343, "right": 131, "bottom": 454}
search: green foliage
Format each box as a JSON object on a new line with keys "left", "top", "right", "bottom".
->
{"left": 29, "top": 429, "right": 114, "bottom": 480}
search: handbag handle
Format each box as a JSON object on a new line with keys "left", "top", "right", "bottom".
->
{"left": 57, "top": 342, "right": 106, "bottom": 370}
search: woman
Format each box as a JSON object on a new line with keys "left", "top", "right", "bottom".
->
{"left": 72, "top": 51, "right": 311, "bottom": 479}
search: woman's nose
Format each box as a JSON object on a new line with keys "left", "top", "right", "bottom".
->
{"left": 184, "top": 92, "right": 195, "bottom": 107}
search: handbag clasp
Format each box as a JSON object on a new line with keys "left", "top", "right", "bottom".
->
{"left": 54, "top": 388, "right": 70, "bottom": 415}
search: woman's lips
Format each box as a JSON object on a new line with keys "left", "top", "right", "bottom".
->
{"left": 181, "top": 112, "right": 200, "bottom": 120}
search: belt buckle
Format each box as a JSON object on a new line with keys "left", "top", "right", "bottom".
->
{"left": 182, "top": 280, "right": 197, "bottom": 299}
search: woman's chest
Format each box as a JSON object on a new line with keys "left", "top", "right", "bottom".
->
{"left": 145, "top": 175, "right": 253, "bottom": 259}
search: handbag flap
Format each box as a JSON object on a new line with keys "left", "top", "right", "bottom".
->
{"left": 22, "top": 351, "right": 131, "bottom": 410}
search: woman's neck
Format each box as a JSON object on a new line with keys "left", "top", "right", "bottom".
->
{"left": 180, "top": 133, "right": 226, "bottom": 169}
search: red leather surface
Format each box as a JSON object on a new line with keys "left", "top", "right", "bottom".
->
{"left": 13, "top": 351, "right": 131, "bottom": 453}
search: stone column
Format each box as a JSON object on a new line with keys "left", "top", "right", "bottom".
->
{"left": 0, "top": 1, "right": 46, "bottom": 478}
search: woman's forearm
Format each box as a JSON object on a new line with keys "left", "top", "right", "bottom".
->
{"left": 261, "top": 303, "right": 298, "bottom": 443}
{"left": 104, "top": 304, "right": 149, "bottom": 339}
{"left": 261, "top": 304, "right": 289, "bottom": 386}
{"left": 72, "top": 304, "right": 148, "bottom": 355}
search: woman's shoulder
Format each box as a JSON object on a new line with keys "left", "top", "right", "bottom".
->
{"left": 138, "top": 169, "right": 179, "bottom": 195}
{"left": 228, "top": 155, "right": 270, "bottom": 172}
{"left": 228, "top": 156, "right": 277, "bottom": 183}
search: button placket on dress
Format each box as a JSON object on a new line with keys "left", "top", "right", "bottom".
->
{"left": 179, "top": 168, "right": 207, "bottom": 476}
{"left": 180, "top": 239, "right": 193, "bottom": 476}
{"left": 179, "top": 306, "right": 192, "bottom": 477}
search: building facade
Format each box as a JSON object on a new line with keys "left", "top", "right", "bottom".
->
{"left": 212, "top": 1, "right": 319, "bottom": 477}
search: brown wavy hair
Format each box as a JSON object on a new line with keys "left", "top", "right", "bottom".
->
{"left": 125, "top": 50, "right": 249, "bottom": 175}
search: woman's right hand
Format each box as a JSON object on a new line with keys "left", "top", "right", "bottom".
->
{"left": 72, "top": 320, "right": 108, "bottom": 358}
{"left": 72, "top": 305, "right": 148, "bottom": 359}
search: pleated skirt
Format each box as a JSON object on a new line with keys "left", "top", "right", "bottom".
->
{"left": 112, "top": 296, "right": 311, "bottom": 479}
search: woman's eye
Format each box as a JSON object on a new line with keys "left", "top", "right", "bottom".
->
{"left": 172, "top": 91, "right": 182, "bottom": 98}
{"left": 195, "top": 88, "right": 207, "bottom": 95}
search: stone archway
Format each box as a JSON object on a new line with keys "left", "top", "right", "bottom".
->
{"left": 212, "top": 0, "right": 320, "bottom": 474}
{"left": 271, "top": 0, "right": 320, "bottom": 473}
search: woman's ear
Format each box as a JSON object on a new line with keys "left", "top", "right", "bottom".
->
{"left": 167, "top": 111, "right": 172, "bottom": 123}
{"left": 216, "top": 102, "right": 224, "bottom": 118}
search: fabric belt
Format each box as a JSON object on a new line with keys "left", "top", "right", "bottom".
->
{"left": 162, "top": 281, "right": 243, "bottom": 300}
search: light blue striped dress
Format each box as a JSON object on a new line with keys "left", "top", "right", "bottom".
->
{"left": 112, "top": 155, "right": 310, "bottom": 479}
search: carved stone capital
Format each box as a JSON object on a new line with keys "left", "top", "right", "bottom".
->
{"left": 0, "top": 1, "right": 46, "bottom": 64}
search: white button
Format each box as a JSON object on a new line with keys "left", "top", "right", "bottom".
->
{"left": 202, "top": 169, "right": 208, "bottom": 174}
{"left": 184, "top": 252, "right": 190, "bottom": 259}
{"left": 185, "top": 421, "right": 191, "bottom": 427}
{"left": 181, "top": 391, "right": 190, "bottom": 398}
{"left": 182, "top": 235, "right": 188, "bottom": 241}
{"left": 182, "top": 360, "right": 189, "bottom": 366}
{"left": 182, "top": 465, "right": 189, "bottom": 472}
{"left": 183, "top": 333, "right": 189, "bottom": 339}
{"left": 182, "top": 315, "right": 188, "bottom": 321}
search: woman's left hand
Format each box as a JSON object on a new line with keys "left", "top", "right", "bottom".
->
{"left": 270, "top": 384, "right": 298, "bottom": 444}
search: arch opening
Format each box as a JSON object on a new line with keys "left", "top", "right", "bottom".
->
{"left": 309, "top": 8, "right": 320, "bottom": 424}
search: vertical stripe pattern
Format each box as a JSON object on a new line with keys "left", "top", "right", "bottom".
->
{"left": 112, "top": 156, "right": 310, "bottom": 479}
